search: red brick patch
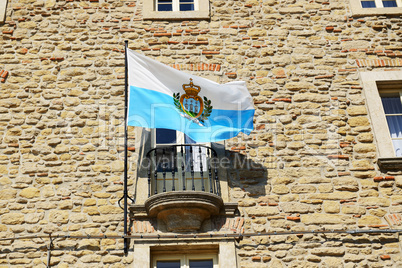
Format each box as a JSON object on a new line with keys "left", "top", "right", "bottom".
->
{"left": 154, "top": 33, "right": 172, "bottom": 37}
{"left": 251, "top": 256, "right": 261, "bottom": 262}
{"left": 202, "top": 51, "right": 220, "bottom": 55}
{"left": 340, "top": 142, "right": 351, "bottom": 148}
{"left": 374, "top": 176, "right": 395, "bottom": 182}
{"left": 168, "top": 63, "right": 221, "bottom": 72}
{"left": 231, "top": 146, "right": 246, "bottom": 151}
{"left": 356, "top": 59, "right": 402, "bottom": 67}
{"left": 272, "top": 98, "right": 292, "bottom": 103}
{"left": 50, "top": 57, "right": 64, "bottom": 61}
{"left": 0, "top": 70, "right": 8, "bottom": 83}
{"left": 327, "top": 155, "right": 349, "bottom": 160}
{"left": 225, "top": 72, "right": 237, "bottom": 78}
{"left": 384, "top": 213, "right": 402, "bottom": 227}
{"left": 256, "top": 124, "right": 265, "bottom": 130}
{"left": 315, "top": 74, "right": 334, "bottom": 79}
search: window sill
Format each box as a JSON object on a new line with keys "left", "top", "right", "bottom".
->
{"left": 351, "top": 7, "right": 402, "bottom": 16}
{"left": 378, "top": 157, "right": 402, "bottom": 170}
{"left": 349, "top": 0, "right": 402, "bottom": 16}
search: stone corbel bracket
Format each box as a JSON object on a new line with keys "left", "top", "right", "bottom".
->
{"left": 130, "top": 193, "right": 239, "bottom": 233}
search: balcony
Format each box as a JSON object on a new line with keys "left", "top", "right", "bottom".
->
{"left": 131, "top": 144, "right": 236, "bottom": 232}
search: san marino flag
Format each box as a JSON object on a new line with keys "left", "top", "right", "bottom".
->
{"left": 126, "top": 49, "right": 255, "bottom": 143}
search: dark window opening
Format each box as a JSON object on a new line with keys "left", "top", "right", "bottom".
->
{"left": 361, "top": 0, "right": 376, "bottom": 8}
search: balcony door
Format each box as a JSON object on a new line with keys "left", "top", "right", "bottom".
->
{"left": 152, "top": 128, "right": 212, "bottom": 194}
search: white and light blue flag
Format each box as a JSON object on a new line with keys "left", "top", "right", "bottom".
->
{"left": 127, "top": 49, "right": 255, "bottom": 143}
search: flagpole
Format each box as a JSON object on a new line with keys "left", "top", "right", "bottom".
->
{"left": 123, "top": 40, "right": 129, "bottom": 255}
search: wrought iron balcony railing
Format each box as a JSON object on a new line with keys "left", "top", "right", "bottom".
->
{"left": 145, "top": 144, "right": 221, "bottom": 198}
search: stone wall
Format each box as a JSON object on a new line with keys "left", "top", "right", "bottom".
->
{"left": 1, "top": 0, "right": 402, "bottom": 267}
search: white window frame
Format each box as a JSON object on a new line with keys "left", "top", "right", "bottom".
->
{"left": 0, "top": 0, "right": 8, "bottom": 23}
{"left": 379, "top": 90, "right": 402, "bottom": 157}
{"left": 155, "top": 0, "right": 199, "bottom": 12}
{"left": 152, "top": 253, "right": 218, "bottom": 268}
{"left": 361, "top": 71, "right": 402, "bottom": 158}
{"left": 133, "top": 242, "right": 237, "bottom": 268}
{"left": 350, "top": 0, "right": 402, "bottom": 16}
{"left": 143, "top": 0, "right": 210, "bottom": 20}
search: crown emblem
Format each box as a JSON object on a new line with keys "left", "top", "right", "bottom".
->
{"left": 182, "top": 78, "right": 201, "bottom": 97}
{"left": 172, "top": 78, "right": 213, "bottom": 126}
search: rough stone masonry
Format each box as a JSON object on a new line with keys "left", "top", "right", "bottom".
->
{"left": 1, "top": 0, "right": 402, "bottom": 267}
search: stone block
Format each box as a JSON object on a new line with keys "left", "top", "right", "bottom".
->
{"left": 1, "top": 213, "right": 25, "bottom": 225}
{"left": 348, "top": 117, "right": 370, "bottom": 127}
{"left": 286, "top": 81, "right": 314, "bottom": 92}
{"left": 98, "top": 205, "right": 122, "bottom": 214}
{"left": 280, "top": 202, "right": 312, "bottom": 213}
{"left": 341, "top": 206, "right": 366, "bottom": 215}
{"left": 333, "top": 177, "right": 359, "bottom": 191}
{"left": 311, "top": 248, "right": 345, "bottom": 256}
{"left": 323, "top": 201, "right": 340, "bottom": 213}
{"left": 0, "top": 189, "right": 17, "bottom": 200}
{"left": 293, "top": 93, "right": 329, "bottom": 103}
{"left": 19, "top": 187, "right": 40, "bottom": 199}
{"left": 358, "top": 215, "right": 382, "bottom": 226}
{"left": 353, "top": 144, "right": 376, "bottom": 153}
{"left": 358, "top": 197, "right": 390, "bottom": 207}
{"left": 301, "top": 214, "right": 351, "bottom": 225}
{"left": 247, "top": 29, "right": 267, "bottom": 37}
{"left": 245, "top": 206, "right": 279, "bottom": 216}
{"left": 347, "top": 106, "right": 367, "bottom": 116}
{"left": 91, "top": 165, "right": 112, "bottom": 173}
{"left": 103, "top": 255, "right": 122, "bottom": 264}
{"left": 49, "top": 211, "right": 69, "bottom": 224}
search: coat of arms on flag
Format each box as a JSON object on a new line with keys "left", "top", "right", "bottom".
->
{"left": 173, "top": 78, "right": 213, "bottom": 127}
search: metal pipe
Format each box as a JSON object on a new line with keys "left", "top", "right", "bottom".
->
{"left": 2, "top": 229, "right": 401, "bottom": 242}
{"left": 123, "top": 40, "right": 129, "bottom": 255}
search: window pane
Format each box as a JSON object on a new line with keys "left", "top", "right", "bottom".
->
{"left": 158, "top": 4, "right": 173, "bottom": 11}
{"left": 156, "top": 128, "right": 177, "bottom": 144}
{"left": 157, "top": 0, "right": 173, "bottom": 11}
{"left": 189, "top": 259, "right": 213, "bottom": 268}
{"left": 383, "top": 0, "right": 397, "bottom": 7}
{"left": 381, "top": 97, "right": 402, "bottom": 114}
{"left": 180, "top": 4, "right": 194, "bottom": 11}
{"left": 361, "top": 1, "right": 376, "bottom": 7}
{"left": 392, "top": 140, "right": 402, "bottom": 157}
{"left": 386, "top": 115, "right": 402, "bottom": 138}
{"left": 155, "top": 147, "right": 177, "bottom": 172}
{"left": 157, "top": 260, "right": 180, "bottom": 268}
